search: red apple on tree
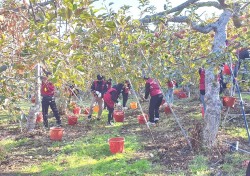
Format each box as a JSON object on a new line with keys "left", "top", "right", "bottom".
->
{"left": 231, "top": 34, "right": 238, "bottom": 40}
{"left": 242, "top": 27, "right": 248, "bottom": 32}
{"left": 154, "top": 32, "right": 160, "bottom": 38}
{"left": 174, "top": 32, "right": 184, "bottom": 39}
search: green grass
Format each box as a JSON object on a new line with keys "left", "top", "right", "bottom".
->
{"left": 0, "top": 138, "right": 30, "bottom": 151}
{"left": 221, "top": 153, "right": 248, "bottom": 176}
{"left": 23, "top": 125, "right": 151, "bottom": 176}
{"left": 0, "top": 137, "right": 30, "bottom": 162}
{"left": 242, "top": 93, "right": 250, "bottom": 101}
{"left": 225, "top": 127, "right": 248, "bottom": 139}
{"left": 188, "top": 155, "right": 210, "bottom": 175}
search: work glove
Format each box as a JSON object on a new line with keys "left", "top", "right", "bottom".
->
{"left": 116, "top": 102, "right": 121, "bottom": 106}
{"left": 95, "top": 91, "right": 102, "bottom": 98}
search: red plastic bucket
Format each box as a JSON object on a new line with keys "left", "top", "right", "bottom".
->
{"left": 137, "top": 114, "right": 149, "bottom": 124}
{"left": 73, "top": 107, "right": 81, "bottom": 115}
{"left": 108, "top": 137, "right": 125, "bottom": 154}
{"left": 178, "top": 91, "right": 187, "bottom": 99}
{"left": 113, "top": 110, "right": 125, "bottom": 122}
{"left": 84, "top": 107, "right": 90, "bottom": 115}
{"left": 50, "top": 127, "right": 64, "bottom": 141}
{"left": 164, "top": 106, "right": 171, "bottom": 114}
{"left": 36, "top": 112, "right": 43, "bottom": 123}
{"left": 68, "top": 115, "right": 78, "bottom": 125}
{"left": 223, "top": 96, "right": 236, "bottom": 107}
{"left": 223, "top": 64, "right": 230, "bottom": 75}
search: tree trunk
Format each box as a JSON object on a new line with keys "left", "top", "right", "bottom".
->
{"left": 36, "top": 63, "right": 42, "bottom": 108}
{"left": 203, "top": 9, "right": 232, "bottom": 147}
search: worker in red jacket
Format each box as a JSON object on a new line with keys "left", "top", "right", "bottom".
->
{"left": 144, "top": 76, "right": 163, "bottom": 125}
{"left": 199, "top": 67, "right": 206, "bottom": 111}
{"left": 88, "top": 74, "right": 107, "bottom": 120}
{"left": 106, "top": 78, "right": 112, "bottom": 90}
{"left": 166, "top": 78, "right": 176, "bottom": 105}
{"left": 103, "top": 83, "right": 124, "bottom": 126}
{"left": 40, "top": 71, "right": 61, "bottom": 129}
{"left": 122, "top": 80, "right": 131, "bottom": 110}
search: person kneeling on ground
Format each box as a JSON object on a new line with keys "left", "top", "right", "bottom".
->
{"left": 103, "top": 83, "right": 124, "bottom": 126}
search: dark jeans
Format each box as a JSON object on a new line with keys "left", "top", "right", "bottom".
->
{"left": 106, "top": 103, "right": 114, "bottom": 124}
{"left": 42, "top": 96, "right": 61, "bottom": 127}
{"left": 149, "top": 94, "right": 163, "bottom": 123}
{"left": 122, "top": 93, "right": 128, "bottom": 107}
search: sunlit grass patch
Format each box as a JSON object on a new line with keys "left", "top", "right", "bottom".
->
{"left": 225, "top": 127, "right": 248, "bottom": 139}
{"left": 0, "top": 114, "right": 10, "bottom": 124}
{"left": 222, "top": 153, "right": 248, "bottom": 176}
{"left": 0, "top": 138, "right": 30, "bottom": 162}
{"left": 23, "top": 132, "right": 149, "bottom": 175}
{"left": 188, "top": 111, "right": 203, "bottom": 120}
{"left": 242, "top": 93, "right": 250, "bottom": 101}
{"left": 0, "top": 138, "right": 30, "bottom": 151}
{"left": 188, "top": 155, "right": 210, "bottom": 175}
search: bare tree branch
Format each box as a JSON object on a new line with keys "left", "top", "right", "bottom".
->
{"left": 217, "top": 0, "right": 228, "bottom": 8}
{"left": 29, "top": 0, "right": 36, "bottom": 24}
{"left": 140, "top": 0, "right": 223, "bottom": 24}
{"left": 241, "top": 2, "right": 250, "bottom": 11}
{"left": 167, "top": 0, "right": 200, "bottom": 14}
{"left": 194, "top": 1, "right": 223, "bottom": 9}
{"left": 167, "top": 15, "right": 215, "bottom": 33}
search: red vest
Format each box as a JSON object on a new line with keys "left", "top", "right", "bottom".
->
{"left": 199, "top": 69, "right": 205, "bottom": 90}
{"left": 103, "top": 88, "right": 117, "bottom": 108}
{"left": 107, "top": 82, "right": 112, "bottom": 90}
{"left": 146, "top": 78, "right": 162, "bottom": 97}
{"left": 94, "top": 80, "right": 106, "bottom": 91}
{"left": 167, "top": 81, "right": 176, "bottom": 88}
{"left": 41, "top": 82, "right": 55, "bottom": 96}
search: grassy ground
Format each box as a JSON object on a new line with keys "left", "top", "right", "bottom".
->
{"left": 0, "top": 95, "right": 250, "bottom": 176}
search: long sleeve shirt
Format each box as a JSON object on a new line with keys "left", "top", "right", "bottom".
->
{"left": 144, "top": 83, "right": 150, "bottom": 99}
{"left": 41, "top": 81, "right": 55, "bottom": 96}
{"left": 90, "top": 80, "right": 108, "bottom": 96}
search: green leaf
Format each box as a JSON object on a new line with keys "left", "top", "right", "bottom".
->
{"left": 75, "top": 65, "right": 85, "bottom": 72}
{"left": 66, "top": 8, "right": 72, "bottom": 19}
{"left": 105, "top": 21, "right": 116, "bottom": 29}
{"left": 73, "top": 4, "right": 77, "bottom": 11}
{"left": 125, "top": 16, "right": 131, "bottom": 22}
{"left": 121, "top": 53, "right": 126, "bottom": 58}
{"left": 70, "top": 33, "right": 76, "bottom": 41}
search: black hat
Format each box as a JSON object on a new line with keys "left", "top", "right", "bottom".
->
{"left": 45, "top": 71, "right": 52, "bottom": 77}
{"left": 97, "top": 74, "right": 103, "bottom": 80}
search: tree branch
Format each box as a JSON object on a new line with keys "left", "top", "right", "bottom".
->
{"left": 140, "top": 0, "right": 223, "bottom": 24}
{"left": 194, "top": 1, "right": 223, "bottom": 10}
{"left": 0, "top": 0, "right": 54, "bottom": 15}
{"left": 29, "top": 0, "right": 36, "bottom": 24}
{"left": 167, "top": 15, "right": 215, "bottom": 34}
